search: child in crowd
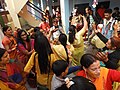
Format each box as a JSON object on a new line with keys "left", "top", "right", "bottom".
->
{"left": 51, "top": 60, "right": 69, "bottom": 90}
{"left": 51, "top": 60, "right": 96, "bottom": 90}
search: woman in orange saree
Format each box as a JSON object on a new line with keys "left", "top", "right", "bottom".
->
{"left": 2, "top": 25, "right": 17, "bottom": 60}
{"left": 0, "top": 48, "right": 26, "bottom": 90}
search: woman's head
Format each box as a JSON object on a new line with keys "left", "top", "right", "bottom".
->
{"left": 56, "top": 76, "right": 96, "bottom": 90}
{"left": 2, "top": 25, "right": 12, "bottom": 36}
{"left": 59, "top": 33, "right": 67, "bottom": 46}
{"left": 34, "top": 31, "right": 52, "bottom": 74}
{"left": 53, "top": 18, "right": 58, "bottom": 26}
{"left": 81, "top": 54, "right": 101, "bottom": 79}
{"left": 0, "top": 48, "right": 9, "bottom": 64}
{"left": 71, "top": 76, "right": 96, "bottom": 90}
{"left": 34, "top": 27, "right": 40, "bottom": 32}
{"left": 17, "top": 29, "right": 29, "bottom": 41}
{"left": 59, "top": 33, "right": 69, "bottom": 62}
{"left": 34, "top": 31, "right": 52, "bottom": 55}
{"left": 68, "top": 25, "right": 76, "bottom": 44}
{"left": 106, "top": 36, "right": 120, "bottom": 49}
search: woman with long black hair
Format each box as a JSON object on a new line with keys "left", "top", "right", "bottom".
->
{"left": 24, "top": 31, "right": 56, "bottom": 89}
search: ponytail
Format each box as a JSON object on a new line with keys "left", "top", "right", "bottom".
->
{"left": 59, "top": 34, "right": 69, "bottom": 63}
{"left": 69, "top": 25, "right": 76, "bottom": 44}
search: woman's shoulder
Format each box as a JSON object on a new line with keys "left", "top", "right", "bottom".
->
{"left": 52, "top": 44, "right": 63, "bottom": 49}
{"left": 100, "top": 67, "right": 109, "bottom": 78}
{"left": 31, "top": 52, "right": 38, "bottom": 58}
{"left": 52, "top": 45, "right": 66, "bottom": 55}
{"left": 2, "top": 36, "right": 10, "bottom": 42}
{"left": 50, "top": 53, "right": 56, "bottom": 60}
{"left": 76, "top": 70, "right": 86, "bottom": 77}
{"left": 76, "top": 31, "right": 83, "bottom": 38}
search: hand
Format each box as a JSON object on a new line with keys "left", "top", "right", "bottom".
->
{"left": 31, "top": 49, "right": 35, "bottom": 53}
{"left": 96, "top": 52, "right": 108, "bottom": 62}
{"left": 92, "top": 23, "right": 97, "bottom": 31}
{"left": 80, "top": 14, "right": 84, "bottom": 18}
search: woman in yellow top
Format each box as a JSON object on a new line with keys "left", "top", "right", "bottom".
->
{"left": 24, "top": 31, "right": 56, "bottom": 89}
{"left": 68, "top": 15, "right": 88, "bottom": 66}
{"left": 52, "top": 33, "right": 73, "bottom": 64}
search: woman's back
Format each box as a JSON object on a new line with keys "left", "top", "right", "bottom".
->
{"left": 24, "top": 52, "right": 57, "bottom": 89}
{"left": 24, "top": 31, "right": 57, "bottom": 89}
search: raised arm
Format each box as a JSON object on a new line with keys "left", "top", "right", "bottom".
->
{"left": 93, "top": 25, "right": 108, "bottom": 44}
{"left": 96, "top": 32, "right": 108, "bottom": 44}
{"left": 79, "top": 15, "right": 88, "bottom": 36}
{"left": 96, "top": 52, "right": 119, "bottom": 69}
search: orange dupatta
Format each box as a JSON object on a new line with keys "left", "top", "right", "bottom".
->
{"left": 93, "top": 67, "right": 109, "bottom": 90}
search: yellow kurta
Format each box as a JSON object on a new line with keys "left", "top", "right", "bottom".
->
{"left": 71, "top": 29, "right": 85, "bottom": 66}
{"left": 0, "top": 80, "right": 12, "bottom": 90}
{"left": 52, "top": 44, "right": 67, "bottom": 60}
{"left": 52, "top": 44, "right": 74, "bottom": 64}
{"left": 24, "top": 52, "right": 57, "bottom": 89}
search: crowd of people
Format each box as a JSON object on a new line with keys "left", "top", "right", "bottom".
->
{"left": 0, "top": 4, "right": 120, "bottom": 90}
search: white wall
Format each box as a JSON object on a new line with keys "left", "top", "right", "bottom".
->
{"left": 73, "top": 0, "right": 93, "bottom": 5}
{"left": 69, "top": 0, "right": 73, "bottom": 15}
{"left": 110, "top": 0, "right": 120, "bottom": 10}
{"left": 60, "top": 0, "right": 69, "bottom": 33}
{"left": 14, "top": 0, "right": 28, "bottom": 13}
{"left": 52, "top": 0, "right": 60, "bottom": 6}
{"left": 5, "top": 0, "right": 28, "bottom": 28}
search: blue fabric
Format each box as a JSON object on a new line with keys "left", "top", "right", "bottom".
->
{"left": 100, "top": 61, "right": 106, "bottom": 67}
{"left": 9, "top": 73, "right": 22, "bottom": 83}
{"left": 102, "top": 28, "right": 113, "bottom": 39}
{"left": 68, "top": 66, "right": 81, "bottom": 75}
